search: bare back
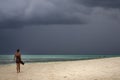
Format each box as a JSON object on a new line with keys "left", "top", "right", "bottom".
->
{"left": 15, "top": 52, "right": 21, "bottom": 63}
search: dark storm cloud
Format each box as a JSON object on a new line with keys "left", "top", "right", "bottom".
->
{"left": 0, "top": 0, "right": 88, "bottom": 29}
{"left": 0, "top": 0, "right": 120, "bottom": 29}
{"left": 0, "top": 0, "right": 120, "bottom": 55}
{"left": 75, "top": 0, "right": 120, "bottom": 8}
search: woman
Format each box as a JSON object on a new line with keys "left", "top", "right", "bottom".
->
{"left": 14, "top": 49, "right": 24, "bottom": 73}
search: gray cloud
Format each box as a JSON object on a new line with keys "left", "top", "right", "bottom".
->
{"left": 0, "top": 0, "right": 120, "bottom": 54}
{"left": 1, "top": 0, "right": 120, "bottom": 29}
{"left": 0, "top": 0, "right": 88, "bottom": 29}
{"left": 75, "top": 0, "right": 120, "bottom": 8}
{"left": 0, "top": 0, "right": 120, "bottom": 29}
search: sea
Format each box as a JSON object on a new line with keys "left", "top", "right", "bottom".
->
{"left": 0, "top": 55, "right": 120, "bottom": 64}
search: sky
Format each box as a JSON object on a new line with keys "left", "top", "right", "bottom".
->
{"left": 0, "top": 0, "right": 120, "bottom": 55}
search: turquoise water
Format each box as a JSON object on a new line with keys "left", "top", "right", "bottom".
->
{"left": 0, "top": 55, "right": 119, "bottom": 64}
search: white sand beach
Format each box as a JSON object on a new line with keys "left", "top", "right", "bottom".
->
{"left": 0, "top": 57, "right": 120, "bottom": 80}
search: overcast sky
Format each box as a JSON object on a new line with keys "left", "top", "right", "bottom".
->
{"left": 0, "top": 0, "right": 120, "bottom": 55}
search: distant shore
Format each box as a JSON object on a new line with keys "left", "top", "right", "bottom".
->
{"left": 0, "top": 57, "right": 120, "bottom": 80}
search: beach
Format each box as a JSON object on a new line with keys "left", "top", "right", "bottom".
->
{"left": 0, "top": 57, "right": 120, "bottom": 80}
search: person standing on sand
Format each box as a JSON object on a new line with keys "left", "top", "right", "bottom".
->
{"left": 14, "top": 49, "right": 24, "bottom": 73}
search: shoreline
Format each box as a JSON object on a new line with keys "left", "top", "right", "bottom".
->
{"left": 0, "top": 56, "right": 119, "bottom": 65}
{"left": 0, "top": 57, "right": 120, "bottom": 80}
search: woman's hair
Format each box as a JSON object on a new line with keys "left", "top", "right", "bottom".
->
{"left": 17, "top": 49, "right": 20, "bottom": 52}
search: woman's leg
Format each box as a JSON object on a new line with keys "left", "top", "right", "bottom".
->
{"left": 18, "top": 63, "right": 20, "bottom": 72}
{"left": 16, "top": 63, "right": 19, "bottom": 73}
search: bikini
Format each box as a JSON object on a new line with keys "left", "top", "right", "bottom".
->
{"left": 16, "top": 55, "right": 21, "bottom": 63}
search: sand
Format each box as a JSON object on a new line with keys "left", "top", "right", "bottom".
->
{"left": 0, "top": 57, "right": 120, "bottom": 80}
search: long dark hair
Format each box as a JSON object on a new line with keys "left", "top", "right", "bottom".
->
{"left": 17, "top": 49, "right": 20, "bottom": 52}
